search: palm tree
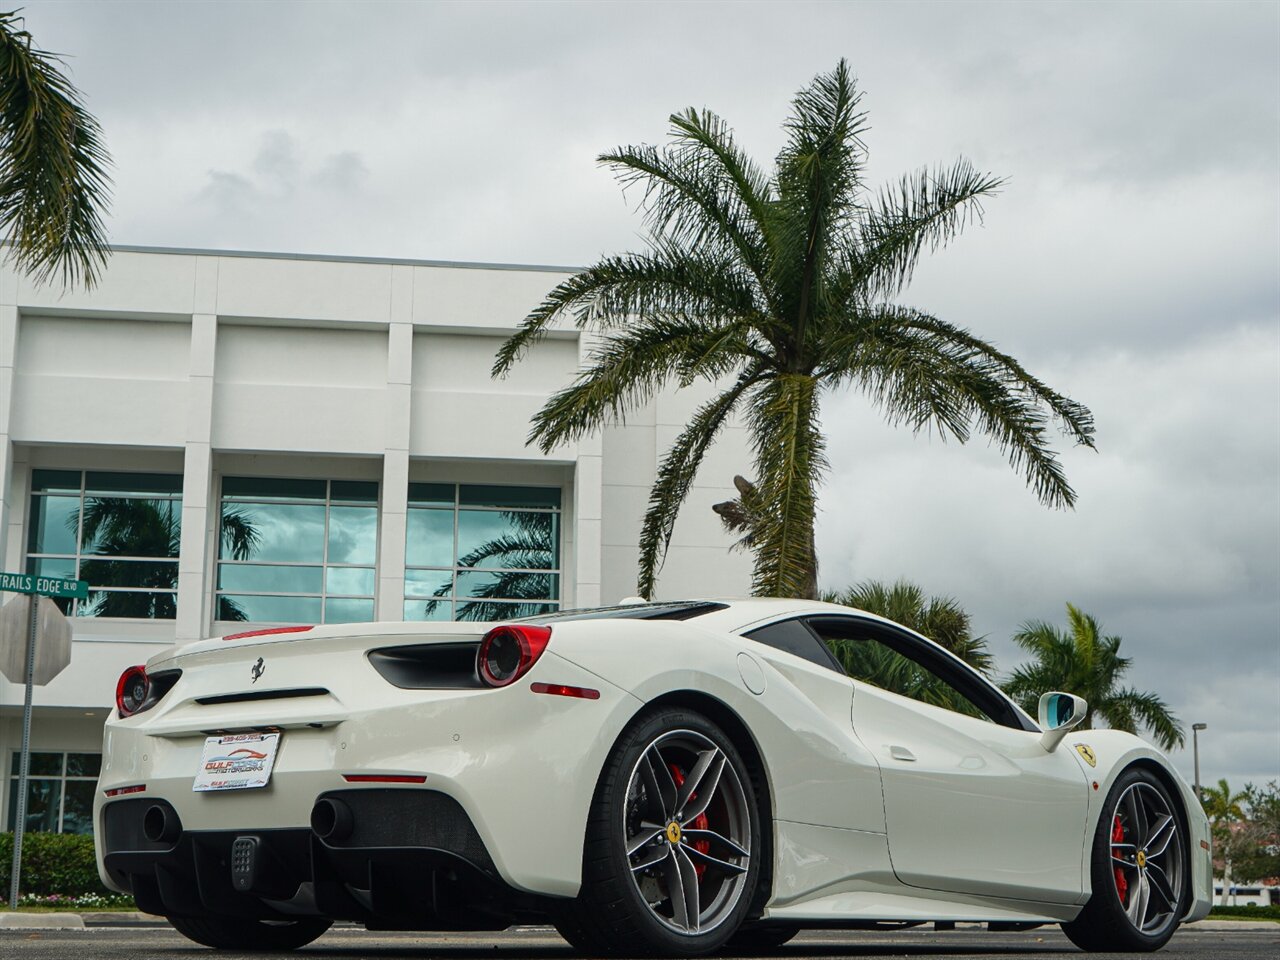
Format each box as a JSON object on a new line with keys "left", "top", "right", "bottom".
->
{"left": 1201, "top": 779, "right": 1250, "bottom": 904}
{"left": 1201, "top": 779, "right": 1247, "bottom": 826}
{"left": 816, "top": 578, "right": 991, "bottom": 718}
{"left": 826, "top": 578, "right": 993, "bottom": 673}
{"left": 493, "top": 60, "right": 1095, "bottom": 600}
{"left": 1002, "top": 603, "right": 1184, "bottom": 751}
{"left": 0, "top": 10, "right": 111, "bottom": 286}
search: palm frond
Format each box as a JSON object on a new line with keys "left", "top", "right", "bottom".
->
{"left": 853, "top": 159, "right": 1005, "bottom": 301}
{"left": 599, "top": 112, "right": 772, "bottom": 286}
{"left": 824, "top": 308, "right": 1095, "bottom": 508}
{"left": 0, "top": 11, "right": 111, "bottom": 287}
{"left": 711, "top": 474, "right": 766, "bottom": 553}
{"left": 771, "top": 58, "right": 869, "bottom": 350}
{"left": 527, "top": 315, "right": 755, "bottom": 453}
{"left": 1107, "top": 686, "right": 1185, "bottom": 751}
{"left": 835, "top": 578, "right": 993, "bottom": 673}
{"left": 637, "top": 368, "right": 764, "bottom": 598}
{"left": 492, "top": 248, "right": 763, "bottom": 377}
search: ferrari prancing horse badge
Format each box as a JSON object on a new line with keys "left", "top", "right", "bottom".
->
{"left": 1074, "top": 743, "right": 1097, "bottom": 767}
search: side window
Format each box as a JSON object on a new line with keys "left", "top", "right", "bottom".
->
{"left": 744, "top": 619, "right": 845, "bottom": 675}
{"left": 806, "top": 616, "right": 1028, "bottom": 730}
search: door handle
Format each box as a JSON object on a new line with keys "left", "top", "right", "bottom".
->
{"left": 889, "top": 745, "right": 917, "bottom": 762}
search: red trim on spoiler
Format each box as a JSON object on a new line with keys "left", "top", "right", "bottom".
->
{"left": 223, "top": 625, "right": 313, "bottom": 641}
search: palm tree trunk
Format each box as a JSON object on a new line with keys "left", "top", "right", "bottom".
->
{"left": 749, "top": 374, "right": 825, "bottom": 600}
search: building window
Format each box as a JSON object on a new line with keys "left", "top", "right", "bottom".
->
{"left": 25, "top": 470, "right": 182, "bottom": 619}
{"left": 404, "top": 483, "right": 561, "bottom": 622}
{"left": 6, "top": 752, "right": 101, "bottom": 835}
{"left": 216, "top": 477, "right": 379, "bottom": 625}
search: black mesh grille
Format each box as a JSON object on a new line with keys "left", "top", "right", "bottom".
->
{"left": 319, "top": 789, "right": 494, "bottom": 872}
{"left": 103, "top": 797, "right": 179, "bottom": 852}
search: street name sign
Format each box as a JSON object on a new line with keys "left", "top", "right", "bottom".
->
{"left": 0, "top": 571, "right": 88, "bottom": 600}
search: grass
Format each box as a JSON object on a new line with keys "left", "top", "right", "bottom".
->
{"left": 1206, "top": 904, "right": 1280, "bottom": 922}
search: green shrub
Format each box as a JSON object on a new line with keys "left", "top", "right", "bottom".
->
{"left": 0, "top": 832, "right": 111, "bottom": 897}
{"left": 1208, "top": 903, "right": 1280, "bottom": 921}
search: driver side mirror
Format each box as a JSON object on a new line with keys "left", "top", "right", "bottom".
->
{"left": 1038, "top": 691, "right": 1088, "bottom": 752}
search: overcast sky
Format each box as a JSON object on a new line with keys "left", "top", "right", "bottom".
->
{"left": 22, "top": 1, "right": 1280, "bottom": 788}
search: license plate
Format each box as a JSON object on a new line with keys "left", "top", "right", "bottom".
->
{"left": 193, "top": 732, "right": 281, "bottom": 792}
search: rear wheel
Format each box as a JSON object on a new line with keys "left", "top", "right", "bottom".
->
{"left": 561, "top": 708, "right": 761, "bottom": 957}
{"left": 167, "top": 915, "right": 332, "bottom": 951}
{"left": 1061, "top": 768, "right": 1187, "bottom": 952}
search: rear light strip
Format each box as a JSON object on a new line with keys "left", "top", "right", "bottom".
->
{"left": 104, "top": 784, "right": 146, "bottom": 797}
{"left": 530, "top": 682, "right": 600, "bottom": 700}
{"left": 342, "top": 774, "right": 427, "bottom": 784}
{"left": 223, "top": 625, "right": 313, "bottom": 641}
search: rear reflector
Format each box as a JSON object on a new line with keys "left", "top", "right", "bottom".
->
{"left": 223, "top": 625, "right": 313, "bottom": 641}
{"left": 104, "top": 784, "right": 146, "bottom": 797}
{"left": 530, "top": 682, "right": 600, "bottom": 700}
{"left": 341, "top": 774, "right": 427, "bottom": 784}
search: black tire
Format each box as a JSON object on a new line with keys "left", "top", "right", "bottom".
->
{"left": 560, "top": 707, "right": 763, "bottom": 957}
{"left": 723, "top": 925, "right": 799, "bottom": 952}
{"left": 551, "top": 906, "right": 615, "bottom": 956}
{"left": 168, "top": 915, "right": 332, "bottom": 951}
{"left": 1061, "top": 767, "right": 1189, "bottom": 952}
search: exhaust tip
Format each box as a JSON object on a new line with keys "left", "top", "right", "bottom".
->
{"left": 310, "top": 797, "right": 353, "bottom": 842}
{"left": 142, "top": 803, "right": 181, "bottom": 844}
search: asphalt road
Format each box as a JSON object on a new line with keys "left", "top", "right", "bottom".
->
{"left": 0, "top": 926, "right": 1276, "bottom": 959}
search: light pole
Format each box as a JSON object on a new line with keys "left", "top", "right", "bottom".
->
{"left": 1192, "top": 722, "right": 1207, "bottom": 803}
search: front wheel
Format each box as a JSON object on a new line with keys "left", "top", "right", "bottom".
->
{"left": 561, "top": 708, "right": 762, "bottom": 957}
{"left": 1061, "top": 768, "right": 1188, "bottom": 952}
{"left": 168, "top": 915, "right": 332, "bottom": 951}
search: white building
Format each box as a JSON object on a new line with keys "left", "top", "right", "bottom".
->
{"left": 0, "top": 246, "right": 751, "bottom": 836}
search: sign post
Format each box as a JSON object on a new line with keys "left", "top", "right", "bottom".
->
{"left": 0, "top": 572, "right": 84, "bottom": 910}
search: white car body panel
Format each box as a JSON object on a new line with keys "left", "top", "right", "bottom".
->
{"left": 851, "top": 681, "right": 1090, "bottom": 904}
{"left": 94, "top": 599, "right": 1213, "bottom": 929}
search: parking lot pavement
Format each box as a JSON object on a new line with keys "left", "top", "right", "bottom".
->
{"left": 0, "top": 925, "right": 1276, "bottom": 959}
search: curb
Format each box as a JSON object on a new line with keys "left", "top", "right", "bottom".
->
{"left": 82, "top": 911, "right": 168, "bottom": 927}
{"left": 1186, "top": 920, "right": 1279, "bottom": 930}
{"left": 0, "top": 912, "right": 85, "bottom": 930}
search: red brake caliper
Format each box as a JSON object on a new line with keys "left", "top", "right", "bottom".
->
{"left": 1112, "top": 815, "right": 1128, "bottom": 904}
{"left": 670, "top": 765, "right": 711, "bottom": 878}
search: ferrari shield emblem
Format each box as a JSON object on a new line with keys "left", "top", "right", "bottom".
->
{"left": 1074, "top": 743, "right": 1097, "bottom": 767}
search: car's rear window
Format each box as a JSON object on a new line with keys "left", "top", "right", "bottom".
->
{"left": 518, "top": 601, "right": 728, "bottom": 624}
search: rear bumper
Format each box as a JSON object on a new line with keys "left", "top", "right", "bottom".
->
{"left": 100, "top": 789, "right": 530, "bottom": 927}
{"left": 94, "top": 651, "right": 643, "bottom": 902}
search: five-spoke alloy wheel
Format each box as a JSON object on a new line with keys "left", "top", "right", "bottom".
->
{"left": 555, "top": 708, "right": 761, "bottom": 957}
{"left": 1062, "top": 768, "right": 1189, "bottom": 953}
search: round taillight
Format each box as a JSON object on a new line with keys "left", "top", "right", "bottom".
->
{"left": 116, "top": 665, "right": 150, "bottom": 717}
{"left": 477, "top": 625, "right": 552, "bottom": 687}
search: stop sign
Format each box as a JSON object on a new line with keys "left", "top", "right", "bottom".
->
{"left": 0, "top": 595, "right": 72, "bottom": 686}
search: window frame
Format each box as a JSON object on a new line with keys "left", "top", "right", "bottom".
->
{"left": 403, "top": 482, "right": 563, "bottom": 622}
{"left": 801, "top": 614, "right": 1036, "bottom": 732}
{"left": 214, "top": 477, "right": 380, "bottom": 626}
{"left": 24, "top": 469, "right": 183, "bottom": 620}
{"left": 743, "top": 617, "right": 848, "bottom": 674}
{"left": 6, "top": 750, "right": 102, "bottom": 835}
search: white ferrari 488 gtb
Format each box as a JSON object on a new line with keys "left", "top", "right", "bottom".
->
{"left": 95, "top": 599, "right": 1211, "bottom": 955}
